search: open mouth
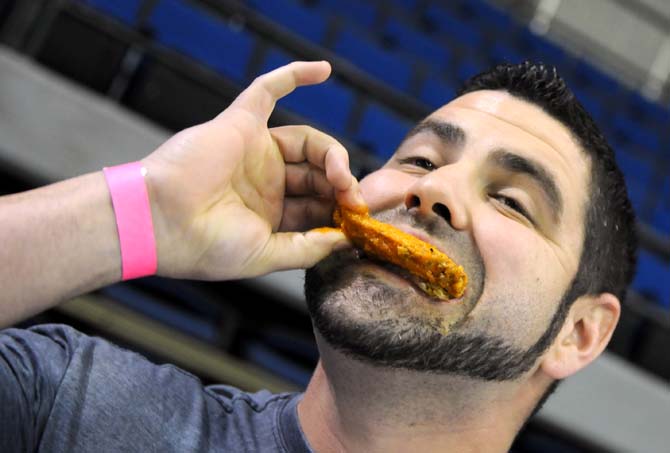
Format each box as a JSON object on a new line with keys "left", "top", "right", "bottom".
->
{"left": 352, "top": 248, "right": 464, "bottom": 303}
{"left": 333, "top": 206, "right": 468, "bottom": 300}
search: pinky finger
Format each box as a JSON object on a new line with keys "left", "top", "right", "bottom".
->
{"left": 256, "top": 229, "right": 349, "bottom": 273}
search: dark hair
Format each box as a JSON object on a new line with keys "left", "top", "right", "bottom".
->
{"left": 459, "top": 61, "right": 638, "bottom": 415}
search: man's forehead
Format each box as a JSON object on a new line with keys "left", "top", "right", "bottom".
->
{"left": 414, "top": 90, "right": 590, "bottom": 186}
{"left": 433, "top": 90, "right": 579, "bottom": 157}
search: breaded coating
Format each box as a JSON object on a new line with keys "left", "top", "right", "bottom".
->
{"left": 334, "top": 206, "right": 467, "bottom": 299}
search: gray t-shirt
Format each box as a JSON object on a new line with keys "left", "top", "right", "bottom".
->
{"left": 0, "top": 324, "right": 313, "bottom": 452}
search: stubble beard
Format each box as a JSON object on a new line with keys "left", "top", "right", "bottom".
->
{"left": 304, "top": 208, "right": 564, "bottom": 382}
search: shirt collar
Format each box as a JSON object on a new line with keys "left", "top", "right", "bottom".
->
{"left": 278, "top": 393, "right": 313, "bottom": 453}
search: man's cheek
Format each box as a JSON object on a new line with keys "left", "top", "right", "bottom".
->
{"left": 359, "top": 169, "right": 414, "bottom": 211}
{"left": 474, "top": 217, "right": 542, "bottom": 285}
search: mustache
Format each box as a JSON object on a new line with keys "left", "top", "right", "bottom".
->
{"left": 371, "top": 206, "right": 459, "bottom": 242}
{"left": 366, "top": 206, "right": 485, "bottom": 292}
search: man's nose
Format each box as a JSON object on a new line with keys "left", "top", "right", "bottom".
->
{"left": 403, "top": 169, "right": 470, "bottom": 230}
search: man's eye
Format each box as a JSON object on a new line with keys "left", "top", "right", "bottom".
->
{"left": 399, "top": 157, "right": 436, "bottom": 171}
{"left": 492, "top": 195, "right": 534, "bottom": 223}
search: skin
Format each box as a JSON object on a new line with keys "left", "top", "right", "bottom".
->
{"left": 0, "top": 63, "right": 620, "bottom": 452}
{"left": 298, "top": 90, "right": 621, "bottom": 453}
{"left": 0, "top": 62, "right": 363, "bottom": 326}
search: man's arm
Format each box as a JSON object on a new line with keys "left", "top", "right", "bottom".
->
{"left": 0, "top": 326, "right": 78, "bottom": 452}
{"left": 0, "top": 61, "right": 363, "bottom": 328}
{"left": 0, "top": 171, "right": 120, "bottom": 326}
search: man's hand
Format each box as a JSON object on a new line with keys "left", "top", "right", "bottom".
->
{"left": 0, "top": 61, "right": 362, "bottom": 327}
{"left": 143, "top": 61, "right": 364, "bottom": 280}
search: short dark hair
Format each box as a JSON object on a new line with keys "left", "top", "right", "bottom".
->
{"left": 459, "top": 62, "right": 638, "bottom": 416}
{"left": 459, "top": 61, "right": 637, "bottom": 320}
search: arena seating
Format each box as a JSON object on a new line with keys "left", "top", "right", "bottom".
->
{"left": 1, "top": 2, "right": 668, "bottom": 447}
{"left": 149, "top": 0, "right": 255, "bottom": 83}
{"left": 68, "top": 0, "right": 669, "bottom": 338}
{"left": 264, "top": 48, "right": 356, "bottom": 135}
{"left": 333, "top": 27, "right": 416, "bottom": 92}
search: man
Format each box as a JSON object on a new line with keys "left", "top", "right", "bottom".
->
{"left": 0, "top": 60, "right": 636, "bottom": 452}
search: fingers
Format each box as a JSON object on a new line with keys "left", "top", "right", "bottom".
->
{"left": 335, "top": 176, "right": 365, "bottom": 209}
{"left": 258, "top": 229, "right": 349, "bottom": 273}
{"left": 229, "top": 61, "right": 331, "bottom": 123}
{"left": 285, "top": 163, "right": 334, "bottom": 199}
{"left": 272, "top": 126, "right": 366, "bottom": 208}
{"left": 279, "top": 197, "right": 335, "bottom": 232}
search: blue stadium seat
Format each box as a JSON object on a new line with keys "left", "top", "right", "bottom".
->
{"left": 261, "top": 49, "right": 355, "bottom": 135}
{"left": 489, "top": 41, "right": 525, "bottom": 65}
{"left": 318, "top": 0, "right": 377, "bottom": 28}
{"left": 247, "top": 0, "right": 327, "bottom": 44}
{"left": 456, "top": 55, "right": 486, "bottom": 83}
{"left": 333, "top": 28, "right": 414, "bottom": 92}
{"left": 614, "top": 149, "right": 653, "bottom": 182}
{"left": 626, "top": 181, "right": 647, "bottom": 217}
{"left": 422, "top": 4, "right": 484, "bottom": 49}
{"left": 652, "top": 178, "right": 670, "bottom": 234}
{"left": 614, "top": 149, "right": 652, "bottom": 216}
{"left": 571, "top": 60, "right": 621, "bottom": 97}
{"left": 465, "top": 0, "right": 516, "bottom": 32}
{"left": 612, "top": 115, "right": 661, "bottom": 156}
{"left": 517, "top": 29, "right": 568, "bottom": 69}
{"left": 572, "top": 86, "right": 607, "bottom": 125}
{"left": 382, "top": 18, "right": 452, "bottom": 71}
{"left": 632, "top": 250, "right": 670, "bottom": 309}
{"left": 389, "top": 0, "right": 419, "bottom": 13}
{"left": 624, "top": 91, "right": 670, "bottom": 135}
{"left": 102, "top": 284, "right": 221, "bottom": 343}
{"left": 242, "top": 341, "right": 312, "bottom": 387}
{"left": 80, "top": 0, "right": 141, "bottom": 26}
{"left": 258, "top": 47, "right": 296, "bottom": 73}
{"left": 564, "top": 62, "right": 619, "bottom": 124}
{"left": 354, "top": 103, "right": 413, "bottom": 160}
{"left": 443, "top": 0, "right": 517, "bottom": 37}
{"left": 419, "top": 75, "right": 458, "bottom": 109}
{"left": 149, "top": 0, "right": 254, "bottom": 83}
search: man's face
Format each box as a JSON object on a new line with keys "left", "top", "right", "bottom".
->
{"left": 305, "top": 90, "right": 591, "bottom": 380}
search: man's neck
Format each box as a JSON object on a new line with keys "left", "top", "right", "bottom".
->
{"left": 298, "top": 340, "right": 542, "bottom": 453}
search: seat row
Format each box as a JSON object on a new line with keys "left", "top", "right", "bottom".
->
{"left": 78, "top": 0, "right": 669, "bottom": 308}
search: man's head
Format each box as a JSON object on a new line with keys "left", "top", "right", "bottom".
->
{"left": 305, "top": 62, "right": 636, "bottom": 392}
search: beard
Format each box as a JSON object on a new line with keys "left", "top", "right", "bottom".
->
{"left": 304, "top": 207, "right": 566, "bottom": 382}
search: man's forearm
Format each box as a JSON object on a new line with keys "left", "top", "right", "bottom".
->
{"left": 0, "top": 171, "right": 121, "bottom": 327}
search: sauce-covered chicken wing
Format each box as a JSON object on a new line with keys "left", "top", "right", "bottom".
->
{"left": 333, "top": 206, "right": 467, "bottom": 300}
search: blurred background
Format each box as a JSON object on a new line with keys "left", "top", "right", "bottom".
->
{"left": 0, "top": 0, "right": 668, "bottom": 451}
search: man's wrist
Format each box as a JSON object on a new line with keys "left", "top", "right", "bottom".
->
{"left": 103, "top": 162, "right": 157, "bottom": 280}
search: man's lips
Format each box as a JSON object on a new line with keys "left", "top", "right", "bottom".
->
{"left": 395, "top": 224, "right": 449, "bottom": 255}
{"left": 350, "top": 248, "right": 464, "bottom": 303}
{"left": 336, "top": 218, "right": 466, "bottom": 302}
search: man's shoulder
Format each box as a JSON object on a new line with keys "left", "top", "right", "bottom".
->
{"left": 2, "top": 322, "right": 86, "bottom": 350}
{"left": 206, "top": 383, "right": 299, "bottom": 413}
{"left": 1, "top": 323, "right": 305, "bottom": 452}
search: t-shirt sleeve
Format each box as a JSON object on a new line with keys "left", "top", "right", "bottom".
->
{"left": 0, "top": 324, "right": 83, "bottom": 452}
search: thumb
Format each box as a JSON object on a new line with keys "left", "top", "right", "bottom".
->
{"left": 257, "top": 228, "right": 349, "bottom": 273}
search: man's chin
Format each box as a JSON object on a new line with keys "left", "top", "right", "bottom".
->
{"left": 304, "top": 255, "right": 545, "bottom": 381}
{"left": 305, "top": 248, "right": 479, "bottom": 337}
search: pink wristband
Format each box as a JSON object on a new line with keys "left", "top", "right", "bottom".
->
{"left": 103, "top": 162, "right": 157, "bottom": 280}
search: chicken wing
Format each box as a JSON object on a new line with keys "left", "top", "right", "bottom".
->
{"left": 333, "top": 206, "right": 467, "bottom": 299}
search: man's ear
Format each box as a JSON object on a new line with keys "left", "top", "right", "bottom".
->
{"left": 541, "top": 293, "right": 620, "bottom": 380}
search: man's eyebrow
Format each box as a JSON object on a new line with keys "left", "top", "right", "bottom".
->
{"left": 404, "top": 119, "right": 467, "bottom": 148}
{"left": 490, "top": 149, "right": 563, "bottom": 222}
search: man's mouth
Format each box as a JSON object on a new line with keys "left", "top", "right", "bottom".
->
{"left": 333, "top": 206, "right": 468, "bottom": 300}
{"left": 350, "top": 248, "right": 464, "bottom": 304}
